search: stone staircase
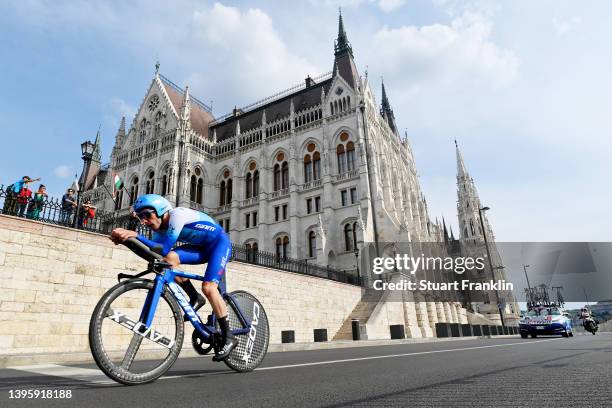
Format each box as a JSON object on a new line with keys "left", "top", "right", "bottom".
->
{"left": 333, "top": 289, "right": 384, "bottom": 340}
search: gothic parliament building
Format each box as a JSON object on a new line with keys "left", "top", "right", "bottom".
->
{"left": 82, "top": 13, "right": 519, "bottom": 324}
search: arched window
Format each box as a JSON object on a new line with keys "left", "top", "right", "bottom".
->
{"left": 160, "top": 165, "right": 171, "bottom": 196}
{"left": 246, "top": 173, "right": 252, "bottom": 198}
{"left": 275, "top": 235, "right": 290, "bottom": 261}
{"left": 344, "top": 223, "right": 354, "bottom": 251}
{"left": 139, "top": 119, "right": 146, "bottom": 144}
{"left": 146, "top": 171, "right": 155, "bottom": 194}
{"left": 190, "top": 175, "right": 197, "bottom": 202}
{"left": 197, "top": 178, "right": 203, "bottom": 203}
{"left": 281, "top": 162, "right": 289, "bottom": 189}
{"left": 470, "top": 220, "right": 476, "bottom": 236}
{"left": 303, "top": 154, "right": 312, "bottom": 183}
{"left": 253, "top": 170, "right": 259, "bottom": 196}
{"left": 313, "top": 151, "right": 321, "bottom": 180}
{"left": 161, "top": 174, "right": 168, "bottom": 196}
{"left": 189, "top": 168, "right": 204, "bottom": 204}
{"left": 273, "top": 164, "right": 281, "bottom": 191}
{"left": 337, "top": 133, "right": 356, "bottom": 174}
{"left": 220, "top": 181, "right": 226, "bottom": 206}
{"left": 346, "top": 141, "right": 356, "bottom": 171}
{"left": 245, "top": 162, "right": 258, "bottom": 199}
{"left": 337, "top": 144, "right": 346, "bottom": 174}
{"left": 219, "top": 169, "right": 232, "bottom": 206}
{"left": 303, "top": 143, "right": 321, "bottom": 182}
{"left": 129, "top": 177, "right": 139, "bottom": 206}
{"left": 308, "top": 231, "right": 317, "bottom": 258}
{"left": 154, "top": 111, "right": 162, "bottom": 138}
{"left": 114, "top": 189, "right": 123, "bottom": 210}
{"left": 245, "top": 241, "right": 259, "bottom": 263}
{"left": 273, "top": 152, "right": 288, "bottom": 191}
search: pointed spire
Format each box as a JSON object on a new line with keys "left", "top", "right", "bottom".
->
{"left": 455, "top": 139, "right": 469, "bottom": 180}
{"left": 443, "top": 217, "right": 450, "bottom": 243}
{"left": 450, "top": 225, "right": 455, "bottom": 241}
{"left": 381, "top": 78, "right": 391, "bottom": 113}
{"left": 335, "top": 8, "right": 352, "bottom": 57}
{"left": 380, "top": 78, "right": 399, "bottom": 136}
{"left": 332, "top": 9, "right": 359, "bottom": 89}
{"left": 92, "top": 125, "right": 102, "bottom": 164}
{"left": 155, "top": 60, "right": 160, "bottom": 75}
{"left": 180, "top": 85, "right": 191, "bottom": 123}
{"left": 118, "top": 116, "right": 126, "bottom": 136}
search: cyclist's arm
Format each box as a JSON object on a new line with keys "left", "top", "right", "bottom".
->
{"left": 135, "top": 216, "right": 184, "bottom": 256}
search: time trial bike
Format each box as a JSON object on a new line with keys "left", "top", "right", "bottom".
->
{"left": 89, "top": 238, "right": 269, "bottom": 385}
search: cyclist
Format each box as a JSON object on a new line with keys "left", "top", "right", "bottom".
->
{"left": 109, "top": 194, "right": 237, "bottom": 360}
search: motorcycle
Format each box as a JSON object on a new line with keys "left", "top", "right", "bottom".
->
{"left": 583, "top": 317, "right": 599, "bottom": 335}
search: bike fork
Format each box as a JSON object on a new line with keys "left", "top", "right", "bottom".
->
{"left": 139, "top": 274, "right": 166, "bottom": 328}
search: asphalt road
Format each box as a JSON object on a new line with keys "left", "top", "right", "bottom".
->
{"left": 1, "top": 334, "right": 611, "bottom": 408}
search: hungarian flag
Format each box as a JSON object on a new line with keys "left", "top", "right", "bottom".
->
{"left": 113, "top": 174, "right": 123, "bottom": 196}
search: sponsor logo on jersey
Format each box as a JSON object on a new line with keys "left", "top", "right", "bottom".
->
{"left": 194, "top": 223, "right": 216, "bottom": 232}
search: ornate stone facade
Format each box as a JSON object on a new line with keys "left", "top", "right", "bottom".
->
{"left": 84, "top": 13, "right": 445, "bottom": 275}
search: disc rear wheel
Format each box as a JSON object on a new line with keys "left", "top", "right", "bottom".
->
{"left": 221, "top": 291, "right": 269, "bottom": 372}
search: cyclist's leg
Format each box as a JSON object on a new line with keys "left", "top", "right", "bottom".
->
{"left": 200, "top": 236, "right": 236, "bottom": 359}
{"left": 200, "top": 236, "right": 231, "bottom": 318}
{"left": 171, "top": 245, "right": 207, "bottom": 308}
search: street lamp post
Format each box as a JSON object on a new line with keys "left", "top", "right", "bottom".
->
{"left": 354, "top": 247, "right": 360, "bottom": 281}
{"left": 523, "top": 264, "right": 533, "bottom": 309}
{"left": 73, "top": 140, "right": 96, "bottom": 228}
{"left": 478, "top": 206, "right": 505, "bottom": 328}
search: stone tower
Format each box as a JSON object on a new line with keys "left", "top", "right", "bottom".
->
{"left": 455, "top": 141, "right": 520, "bottom": 324}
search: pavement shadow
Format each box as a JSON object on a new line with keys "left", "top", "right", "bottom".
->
{"left": 320, "top": 350, "right": 591, "bottom": 408}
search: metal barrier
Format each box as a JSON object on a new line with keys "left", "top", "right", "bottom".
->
{"left": 0, "top": 184, "right": 360, "bottom": 287}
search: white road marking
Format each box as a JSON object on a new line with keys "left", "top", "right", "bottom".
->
{"left": 8, "top": 338, "right": 565, "bottom": 384}
{"left": 7, "top": 364, "right": 114, "bottom": 385}
{"left": 253, "top": 338, "right": 564, "bottom": 371}
{"left": 160, "top": 338, "right": 565, "bottom": 381}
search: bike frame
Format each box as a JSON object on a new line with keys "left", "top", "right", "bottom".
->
{"left": 137, "top": 267, "right": 251, "bottom": 343}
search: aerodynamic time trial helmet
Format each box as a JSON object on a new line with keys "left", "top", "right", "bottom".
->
{"left": 133, "top": 194, "right": 172, "bottom": 217}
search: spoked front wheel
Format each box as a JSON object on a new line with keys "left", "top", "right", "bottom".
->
{"left": 222, "top": 290, "right": 270, "bottom": 373}
{"left": 89, "top": 279, "right": 184, "bottom": 385}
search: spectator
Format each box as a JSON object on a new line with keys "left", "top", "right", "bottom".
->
{"left": 3, "top": 176, "right": 39, "bottom": 215}
{"left": 26, "top": 184, "right": 48, "bottom": 220}
{"left": 15, "top": 183, "right": 33, "bottom": 217}
{"left": 60, "top": 188, "right": 77, "bottom": 225}
{"left": 78, "top": 199, "right": 97, "bottom": 228}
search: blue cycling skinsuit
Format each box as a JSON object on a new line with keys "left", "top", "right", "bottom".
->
{"left": 135, "top": 207, "right": 232, "bottom": 285}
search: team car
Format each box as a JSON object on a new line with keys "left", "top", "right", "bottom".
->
{"left": 519, "top": 306, "right": 574, "bottom": 338}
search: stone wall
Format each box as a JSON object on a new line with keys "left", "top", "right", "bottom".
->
{"left": 0, "top": 215, "right": 363, "bottom": 357}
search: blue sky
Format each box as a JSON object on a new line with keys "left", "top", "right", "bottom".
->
{"left": 1, "top": 0, "right": 610, "bottom": 241}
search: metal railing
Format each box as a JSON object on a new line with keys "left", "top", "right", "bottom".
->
{"left": 0, "top": 184, "right": 360, "bottom": 286}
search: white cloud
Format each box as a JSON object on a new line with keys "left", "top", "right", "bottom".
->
{"left": 552, "top": 16, "right": 582, "bottom": 36}
{"left": 378, "top": 0, "right": 405, "bottom": 13}
{"left": 308, "top": 0, "right": 375, "bottom": 8}
{"left": 191, "top": 3, "right": 321, "bottom": 103}
{"left": 366, "top": 11, "right": 518, "bottom": 88}
{"left": 54, "top": 165, "right": 73, "bottom": 179}
{"left": 109, "top": 98, "right": 136, "bottom": 119}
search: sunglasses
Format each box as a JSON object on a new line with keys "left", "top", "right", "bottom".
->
{"left": 135, "top": 209, "right": 156, "bottom": 220}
